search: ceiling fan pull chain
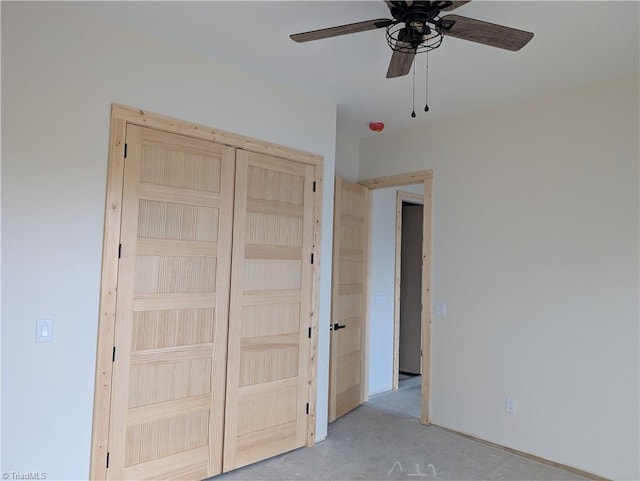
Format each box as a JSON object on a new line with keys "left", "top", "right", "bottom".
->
{"left": 411, "top": 56, "right": 417, "bottom": 118}
{"left": 424, "top": 49, "right": 430, "bottom": 112}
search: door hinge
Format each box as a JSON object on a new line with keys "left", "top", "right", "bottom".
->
{"left": 306, "top": 403, "right": 309, "bottom": 415}
{"left": 106, "top": 452, "right": 110, "bottom": 469}
{"left": 308, "top": 327, "right": 312, "bottom": 339}
{"left": 124, "top": 143, "right": 127, "bottom": 159}
{"left": 112, "top": 346, "right": 116, "bottom": 363}
{"left": 312, "top": 181, "right": 317, "bottom": 192}
{"left": 310, "top": 253, "right": 314, "bottom": 264}
{"left": 118, "top": 244, "right": 122, "bottom": 259}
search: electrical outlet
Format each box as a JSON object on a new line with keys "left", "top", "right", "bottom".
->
{"left": 505, "top": 396, "right": 517, "bottom": 414}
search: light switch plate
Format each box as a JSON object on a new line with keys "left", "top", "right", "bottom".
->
{"left": 434, "top": 301, "right": 446, "bottom": 316}
{"left": 375, "top": 293, "right": 385, "bottom": 305}
{"left": 36, "top": 319, "right": 53, "bottom": 343}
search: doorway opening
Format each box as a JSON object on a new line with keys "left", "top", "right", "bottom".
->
{"left": 398, "top": 200, "right": 424, "bottom": 384}
{"left": 359, "top": 172, "right": 433, "bottom": 425}
{"left": 392, "top": 190, "right": 425, "bottom": 397}
{"left": 397, "top": 199, "right": 424, "bottom": 414}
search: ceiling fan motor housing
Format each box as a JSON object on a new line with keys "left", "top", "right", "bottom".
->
{"left": 387, "top": 1, "right": 448, "bottom": 52}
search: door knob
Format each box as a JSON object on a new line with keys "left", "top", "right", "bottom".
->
{"left": 332, "top": 323, "right": 346, "bottom": 331}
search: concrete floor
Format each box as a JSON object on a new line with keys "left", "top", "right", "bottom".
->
{"left": 214, "top": 377, "right": 587, "bottom": 481}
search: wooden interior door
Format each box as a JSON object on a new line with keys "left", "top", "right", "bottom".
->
{"left": 223, "top": 150, "right": 316, "bottom": 471}
{"left": 107, "top": 125, "right": 234, "bottom": 480}
{"left": 329, "top": 177, "right": 371, "bottom": 421}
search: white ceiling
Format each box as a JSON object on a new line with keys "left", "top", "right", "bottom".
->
{"left": 74, "top": 1, "right": 639, "bottom": 138}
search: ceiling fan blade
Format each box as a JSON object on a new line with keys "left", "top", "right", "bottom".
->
{"left": 440, "top": 14, "right": 534, "bottom": 51}
{"left": 386, "top": 43, "right": 415, "bottom": 78}
{"left": 290, "top": 18, "right": 393, "bottom": 43}
{"left": 440, "top": 1, "right": 471, "bottom": 12}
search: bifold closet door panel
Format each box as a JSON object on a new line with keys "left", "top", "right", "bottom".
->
{"left": 107, "top": 125, "right": 235, "bottom": 480}
{"left": 223, "top": 150, "right": 315, "bottom": 471}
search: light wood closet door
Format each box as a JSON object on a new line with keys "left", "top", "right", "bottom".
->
{"left": 108, "top": 125, "right": 234, "bottom": 480}
{"left": 329, "top": 177, "right": 371, "bottom": 421}
{"left": 223, "top": 150, "right": 315, "bottom": 471}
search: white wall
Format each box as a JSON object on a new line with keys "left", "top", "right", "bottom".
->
{"left": 359, "top": 75, "right": 639, "bottom": 480}
{"left": 1, "top": 3, "right": 336, "bottom": 479}
{"left": 335, "top": 132, "right": 360, "bottom": 182}
{"left": 368, "top": 184, "right": 423, "bottom": 395}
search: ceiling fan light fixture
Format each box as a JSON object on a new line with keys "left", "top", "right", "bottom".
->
{"left": 386, "top": 20, "right": 444, "bottom": 53}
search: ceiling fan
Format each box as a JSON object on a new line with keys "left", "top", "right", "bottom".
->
{"left": 290, "top": 1, "right": 534, "bottom": 79}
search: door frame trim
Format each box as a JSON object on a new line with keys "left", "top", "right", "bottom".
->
{"left": 89, "top": 104, "right": 323, "bottom": 480}
{"left": 359, "top": 170, "right": 433, "bottom": 425}
{"left": 393, "top": 190, "right": 424, "bottom": 391}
